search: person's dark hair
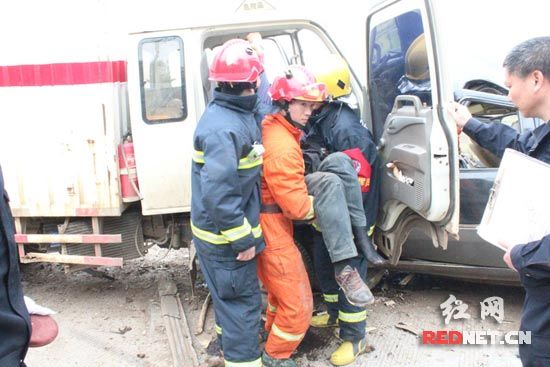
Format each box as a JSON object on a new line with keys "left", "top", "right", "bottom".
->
{"left": 503, "top": 36, "right": 550, "bottom": 78}
{"left": 272, "top": 100, "right": 288, "bottom": 110}
{"left": 218, "top": 81, "right": 257, "bottom": 95}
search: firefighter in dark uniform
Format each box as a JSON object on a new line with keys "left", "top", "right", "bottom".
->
{"left": 449, "top": 36, "right": 550, "bottom": 367}
{"left": 305, "top": 55, "right": 385, "bottom": 366}
{"left": 0, "top": 165, "right": 31, "bottom": 367}
{"left": 190, "top": 39, "right": 265, "bottom": 367}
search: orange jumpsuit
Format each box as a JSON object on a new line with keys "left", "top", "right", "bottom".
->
{"left": 257, "top": 113, "right": 314, "bottom": 359}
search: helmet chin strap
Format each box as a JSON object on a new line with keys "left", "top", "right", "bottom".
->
{"left": 282, "top": 108, "right": 306, "bottom": 130}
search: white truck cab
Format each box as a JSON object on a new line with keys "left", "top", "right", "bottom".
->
{"left": 0, "top": 0, "right": 545, "bottom": 282}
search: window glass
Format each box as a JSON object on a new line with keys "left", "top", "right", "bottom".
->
{"left": 297, "top": 29, "right": 331, "bottom": 67}
{"left": 297, "top": 29, "right": 360, "bottom": 108}
{"left": 459, "top": 102, "right": 519, "bottom": 168}
{"left": 261, "top": 37, "right": 290, "bottom": 83}
{"left": 368, "top": 10, "right": 427, "bottom": 141}
{"left": 139, "top": 36, "right": 187, "bottom": 124}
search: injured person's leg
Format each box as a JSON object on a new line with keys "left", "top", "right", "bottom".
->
{"left": 313, "top": 152, "right": 386, "bottom": 265}
{"left": 305, "top": 157, "right": 376, "bottom": 306}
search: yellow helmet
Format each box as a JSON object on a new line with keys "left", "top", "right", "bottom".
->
{"left": 405, "top": 34, "right": 429, "bottom": 81}
{"left": 313, "top": 54, "right": 352, "bottom": 99}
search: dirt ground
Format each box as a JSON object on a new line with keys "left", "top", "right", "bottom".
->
{"left": 22, "top": 247, "right": 525, "bottom": 367}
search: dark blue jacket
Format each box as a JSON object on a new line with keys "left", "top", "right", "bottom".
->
{"left": 307, "top": 101, "right": 381, "bottom": 231}
{"left": 0, "top": 166, "right": 30, "bottom": 367}
{"left": 464, "top": 118, "right": 550, "bottom": 364}
{"left": 191, "top": 90, "right": 265, "bottom": 259}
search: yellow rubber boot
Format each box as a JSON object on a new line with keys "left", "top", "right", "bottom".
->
{"left": 329, "top": 337, "right": 367, "bottom": 366}
{"left": 310, "top": 313, "right": 338, "bottom": 328}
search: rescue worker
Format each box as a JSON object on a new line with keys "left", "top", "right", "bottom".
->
{"left": 448, "top": 36, "right": 550, "bottom": 367}
{"left": 259, "top": 65, "right": 373, "bottom": 367}
{"left": 0, "top": 164, "right": 31, "bottom": 367}
{"left": 190, "top": 38, "right": 265, "bottom": 367}
{"left": 306, "top": 54, "right": 383, "bottom": 366}
{"left": 397, "top": 34, "right": 432, "bottom": 106}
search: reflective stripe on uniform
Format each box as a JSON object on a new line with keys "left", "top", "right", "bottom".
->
{"left": 224, "top": 357, "right": 262, "bottom": 367}
{"left": 271, "top": 323, "right": 305, "bottom": 342}
{"left": 323, "top": 293, "right": 338, "bottom": 303}
{"left": 303, "top": 195, "right": 315, "bottom": 220}
{"left": 238, "top": 156, "right": 263, "bottom": 169}
{"left": 191, "top": 221, "right": 262, "bottom": 245}
{"left": 221, "top": 218, "right": 252, "bottom": 242}
{"left": 312, "top": 220, "right": 321, "bottom": 232}
{"left": 368, "top": 225, "right": 375, "bottom": 237}
{"left": 267, "top": 303, "right": 277, "bottom": 313}
{"left": 251, "top": 225, "right": 262, "bottom": 238}
{"left": 215, "top": 324, "right": 222, "bottom": 335}
{"left": 338, "top": 310, "right": 367, "bottom": 323}
{"left": 192, "top": 149, "right": 262, "bottom": 170}
{"left": 191, "top": 223, "right": 229, "bottom": 244}
{"left": 192, "top": 150, "right": 205, "bottom": 164}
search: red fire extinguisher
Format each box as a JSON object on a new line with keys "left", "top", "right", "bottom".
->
{"left": 118, "top": 136, "right": 141, "bottom": 202}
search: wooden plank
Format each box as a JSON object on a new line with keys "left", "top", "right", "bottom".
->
{"left": 92, "top": 217, "right": 103, "bottom": 257}
{"left": 20, "top": 252, "right": 123, "bottom": 267}
{"left": 14, "top": 218, "right": 26, "bottom": 258}
{"left": 14, "top": 234, "right": 121, "bottom": 244}
{"left": 159, "top": 278, "right": 199, "bottom": 367}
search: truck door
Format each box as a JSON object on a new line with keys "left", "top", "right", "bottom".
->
{"left": 367, "top": 0, "right": 459, "bottom": 263}
{"left": 127, "top": 33, "right": 197, "bottom": 215}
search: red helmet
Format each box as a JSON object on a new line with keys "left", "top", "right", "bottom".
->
{"left": 269, "top": 65, "right": 328, "bottom": 102}
{"left": 209, "top": 39, "right": 264, "bottom": 82}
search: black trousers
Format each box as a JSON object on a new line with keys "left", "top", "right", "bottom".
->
{"left": 194, "top": 238, "right": 262, "bottom": 364}
{"left": 312, "top": 232, "right": 368, "bottom": 342}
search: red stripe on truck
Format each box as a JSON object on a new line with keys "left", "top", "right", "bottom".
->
{"left": 0, "top": 60, "right": 127, "bottom": 86}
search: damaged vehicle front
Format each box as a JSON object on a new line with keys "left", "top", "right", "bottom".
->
{"left": 367, "top": 0, "right": 546, "bottom": 284}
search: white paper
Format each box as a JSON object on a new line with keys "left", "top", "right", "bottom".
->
{"left": 477, "top": 149, "right": 550, "bottom": 250}
{"left": 24, "top": 296, "right": 57, "bottom": 316}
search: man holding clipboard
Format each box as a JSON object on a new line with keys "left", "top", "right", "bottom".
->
{"left": 448, "top": 37, "right": 550, "bottom": 366}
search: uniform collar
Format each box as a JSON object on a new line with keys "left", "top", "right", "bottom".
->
{"left": 264, "top": 113, "right": 303, "bottom": 140}
{"left": 212, "top": 89, "right": 258, "bottom": 113}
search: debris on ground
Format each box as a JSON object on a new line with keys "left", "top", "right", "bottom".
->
{"left": 398, "top": 273, "right": 416, "bottom": 287}
{"left": 22, "top": 247, "right": 525, "bottom": 367}
{"left": 159, "top": 277, "right": 200, "bottom": 367}
{"left": 195, "top": 292, "right": 212, "bottom": 335}
{"left": 394, "top": 321, "right": 420, "bottom": 336}
{"left": 112, "top": 326, "right": 132, "bottom": 335}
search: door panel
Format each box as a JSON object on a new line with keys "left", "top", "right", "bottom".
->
{"left": 367, "top": 0, "right": 457, "bottom": 260}
{"left": 380, "top": 95, "right": 432, "bottom": 213}
{"left": 128, "top": 32, "right": 197, "bottom": 215}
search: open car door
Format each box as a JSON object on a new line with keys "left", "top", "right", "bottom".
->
{"left": 366, "top": 0, "right": 459, "bottom": 264}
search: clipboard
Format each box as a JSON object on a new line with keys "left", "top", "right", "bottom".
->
{"left": 477, "top": 149, "right": 550, "bottom": 250}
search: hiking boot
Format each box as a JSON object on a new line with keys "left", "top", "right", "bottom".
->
{"left": 352, "top": 226, "right": 387, "bottom": 266}
{"left": 310, "top": 312, "right": 338, "bottom": 328}
{"left": 335, "top": 265, "right": 374, "bottom": 307}
{"left": 329, "top": 337, "right": 367, "bottom": 366}
{"left": 261, "top": 352, "right": 298, "bottom": 367}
